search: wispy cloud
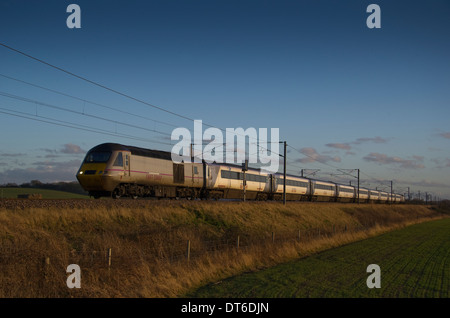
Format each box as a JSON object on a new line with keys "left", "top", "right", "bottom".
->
{"left": 0, "top": 152, "right": 26, "bottom": 157}
{"left": 396, "top": 178, "right": 450, "bottom": 189}
{"left": 45, "top": 154, "right": 59, "bottom": 159}
{"left": 439, "top": 132, "right": 450, "bottom": 139}
{"left": 296, "top": 147, "right": 341, "bottom": 164}
{"left": 431, "top": 157, "right": 450, "bottom": 169}
{"left": 325, "top": 136, "right": 388, "bottom": 152}
{"left": 60, "top": 143, "right": 85, "bottom": 154}
{"left": 352, "top": 137, "right": 388, "bottom": 144}
{"left": 363, "top": 152, "right": 425, "bottom": 169}
{"left": 32, "top": 159, "right": 82, "bottom": 170}
{"left": 38, "top": 143, "right": 86, "bottom": 155}
{"left": 39, "top": 148, "right": 57, "bottom": 154}
{"left": 0, "top": 159, "right": 82, "bottom": 184}
{"left": 325, "top": 143, "right": 351, "bottom": 150}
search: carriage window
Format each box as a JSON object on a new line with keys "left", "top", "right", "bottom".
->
{"left": 221, "top": 170, "right": 230, "bottom": 179}
{"left": 113, "top": 152, "right": 123, "bottom": 167}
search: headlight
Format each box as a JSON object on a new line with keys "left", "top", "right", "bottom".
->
{"left": 79, "top": 171, "right": 83, "bottom": 175}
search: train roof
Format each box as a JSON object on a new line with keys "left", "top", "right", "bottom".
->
{"left": 210, "top": 162, "right": 270, "bottom": 174}
{"left": 273, "top": 173, "right": 309, "bottom": 180}
{"left": 338, "top": 184, "right": 355, "bottom": 188}
{"left": 88, "top": 143, "right": 173, "bottom": 160}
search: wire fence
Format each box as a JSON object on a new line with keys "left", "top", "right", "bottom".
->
{"left": 0, "top": 222, "right": 373, "bottom": 271}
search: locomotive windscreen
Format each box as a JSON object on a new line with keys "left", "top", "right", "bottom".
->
{"left": 84, "top": 151, "right": 111, "bottom": 163}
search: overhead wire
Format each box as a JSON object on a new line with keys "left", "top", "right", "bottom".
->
{"left": 0, "top": 43, "right": 407, "bottom": 194}
{"left": 0, "top": 73, "right": 180, "bottom": 129}
{"left": 0, "top": 43, "right": 283, "bottom": 158}
{"left": 0, "top": 42, "right": 197, "bottom": 124}
{"left": 0, "top": 90, "right": 174, "bottom": 138}
{"left": 0, "top": 105, "right": 174, "bottom": 146}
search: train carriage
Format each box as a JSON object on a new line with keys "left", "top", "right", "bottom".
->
{"left": 336, "top": 184, "right": 355, "bottom": 202}
{"left": 392, "top": 193, "right": 404, "bottom": 203}
{"left": 310, "top": 180, "right": 336, "bottom": 202}
{"left": 271, "top": 174, "right": 310, "bottom": 201}
{"left": 379, "top": 191, "right": 389, "bottom": 203}
{"left": 357, "top": 188, "right": 370, "bottom": 203}
{"left": 208, "top": 164, "right": 269, "bottom": 200}
{"left": 369, "top": 190, "right": 381, "bottom": 203}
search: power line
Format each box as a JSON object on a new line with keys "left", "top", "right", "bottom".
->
{"left": 0, "top": 88, "right": 283, "bottom": 164}
{"left": 0, "top": 73, "right": 283, "bottom": 160}
{"left": 0, "top": 90, "right": 283, "bottom": 161}
{"left": 0, "top": 73, "right": 180, "bottom": 129}
{"left": 0, "top": 42, "right": 196, "bottom": 123}
{"left": 0, "top": 103, "right": 408, "bottom": 195}
{"left": 287, "top": 144, "right": 349, "bottom": 172}
{"left": 0, "top": 105, "right": 174, "bottom": 146}
{"left": 0, "top": 89, "right": 282, "bottom": 166}
{"left": 0, "top": 43, "right": 410, "bottom": 193}
{"left": 0, "top": 43, "right": 282, "bottom": 157}
{"left": 286, "top": 145, "right": 392, "bottom": 193}
{"left": 0, "top": 91, "right": 173, "bottom": 138}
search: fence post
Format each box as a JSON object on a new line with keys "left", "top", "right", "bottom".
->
{"left": 107, "top": 248, "right": 112, "bottom": 268}
{"left": 236, "top": 235, "right": 240, "bottom": 252}
{"left": 44, "top": 257, "right": 50, "bottom": 281}
{"left": 272, "top": 232, "right": 275, "bottom": 243}
{"left": 186, "top": 240, "right": 191, "bottom": 263}
{"left": 298, "top": 229, "right": 301, "bottom": 242}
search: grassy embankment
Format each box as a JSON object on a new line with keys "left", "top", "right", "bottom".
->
{"left": 0, "top": 200, "right": 448, "bottom": 297}
{"left": 0, "top": 187, "right": 88, "bottom": 199}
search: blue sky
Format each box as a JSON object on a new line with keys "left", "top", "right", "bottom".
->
{"left": 0, "top": 0, "right": 449, "bottom": 199}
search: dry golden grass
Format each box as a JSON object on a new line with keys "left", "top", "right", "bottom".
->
{"left": 0, "top": 200, "right": 448, "bottom": 297}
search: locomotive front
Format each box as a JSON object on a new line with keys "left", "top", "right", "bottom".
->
{"left": 76, "top": 143, "right": 122, "bottom": 198}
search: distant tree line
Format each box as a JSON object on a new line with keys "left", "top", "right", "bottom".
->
{"left": 1, "top": 180, "right": 88, "bottom": 195}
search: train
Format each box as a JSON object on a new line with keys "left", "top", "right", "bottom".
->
{"left": 76, "top": 143, "right": 405, "bottom": 203}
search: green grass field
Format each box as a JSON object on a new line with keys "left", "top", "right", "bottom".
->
{"left": 187, "top": 218, "right": 450, "bottom": 298}
{"left": 0, "top": 187, "right": 89, "bottom": 199}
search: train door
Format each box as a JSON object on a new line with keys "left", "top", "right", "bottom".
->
{"left": 192, "top": 164, "right": 200, "bottom": 186}
{"left": 112, "top": 152, "right": 124, "bottom": 175}
{"left": 270, "top": 175, "right": 276, "bottom": 194}
{"left": 173, "top": 163, "right": 185, "bottom": 184}
{"left": 202, "top": 162, "right": 207, "bottom": 189}
{"left": 124, "top": 152, "right": 131, "bottom": 176}
{"left": 309, "top": 180, "right": 315, "bottom": 201}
